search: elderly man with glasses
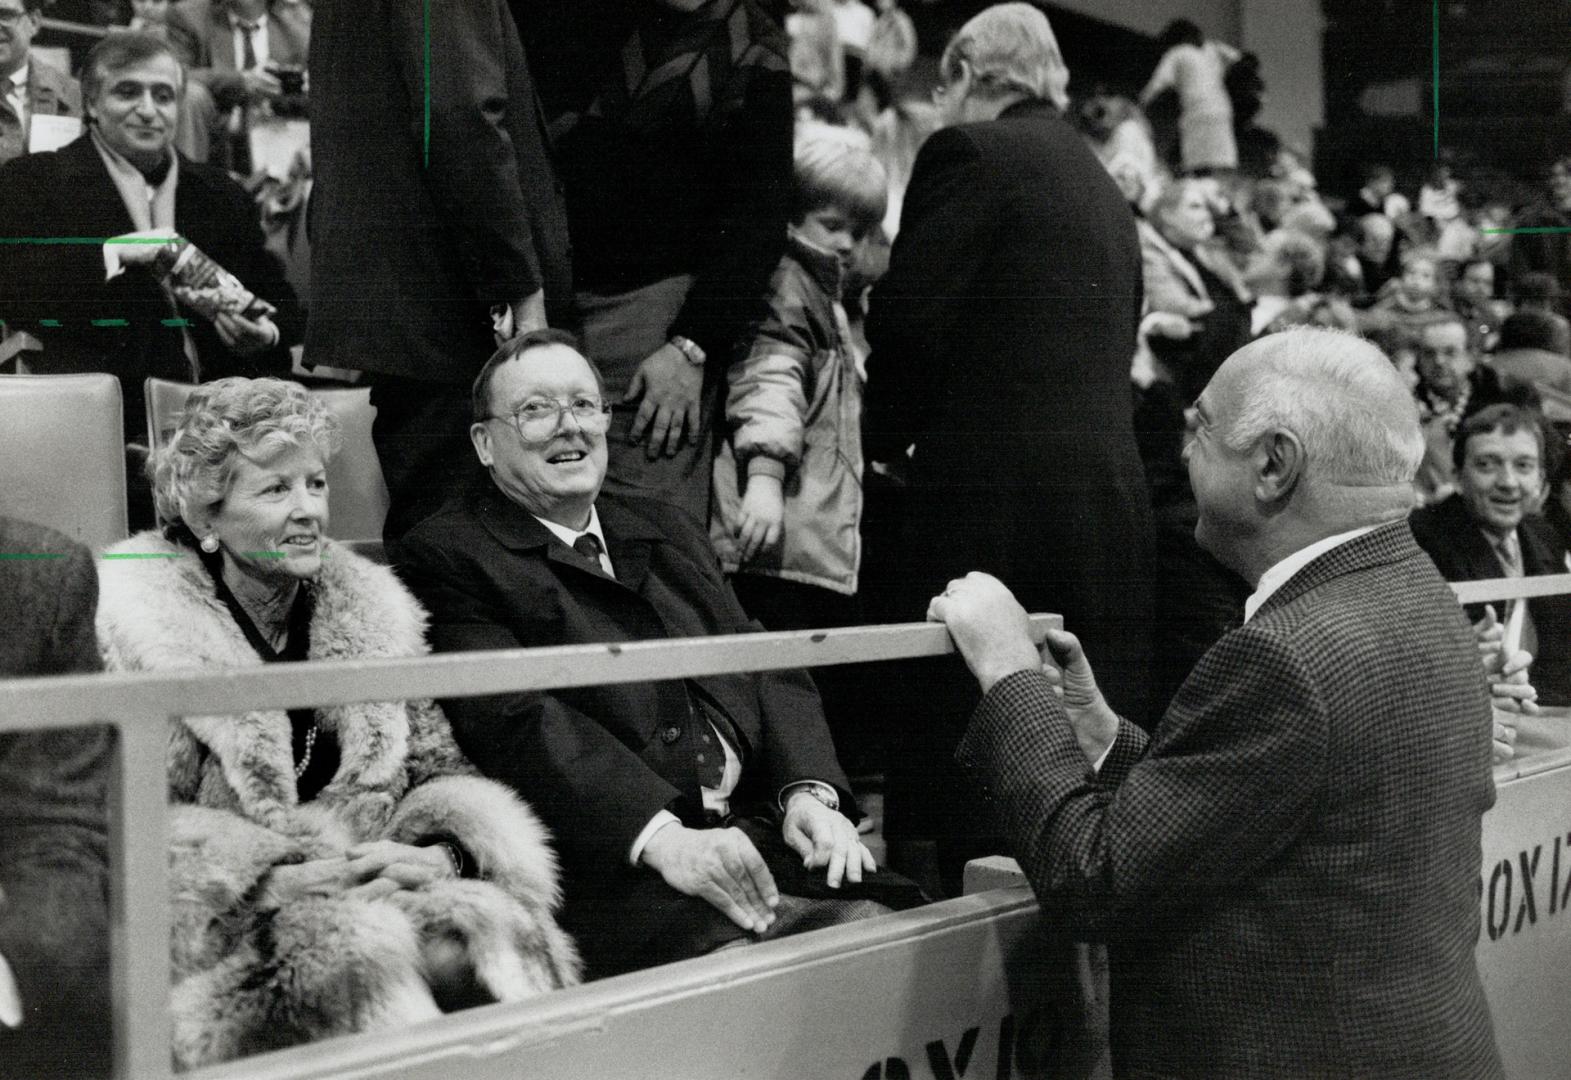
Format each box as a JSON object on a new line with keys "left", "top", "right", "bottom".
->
{"left": 392, "top": 328, "right": 922, "bottom": 980}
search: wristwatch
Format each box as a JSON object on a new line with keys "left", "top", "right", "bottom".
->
{"left": 669, "top": 334, "right": 707, "bottom": 367}
{"left": 780, "top": 780, "right": 840, "bottom": 814}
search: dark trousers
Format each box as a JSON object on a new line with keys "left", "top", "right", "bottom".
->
{"left": 368, "top": 375, "right": 479, "bottom": 542}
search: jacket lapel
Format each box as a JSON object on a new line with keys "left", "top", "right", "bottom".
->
{"left": 472, "top": 481, "right": 651, "bottom": 591}
{"left": 595, "top": 498, "right": 667, "bottom": 595}
{"left": 1255, "top": 520, "right": 1419, "bottom": 621}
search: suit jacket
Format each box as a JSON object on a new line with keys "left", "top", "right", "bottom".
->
{"left": 0, "top": 55, "right": 81, "bottom": 167}
{"left": 306, "top": 0, "right": 572, "bottom": 384}
{"left": 171, "top": 0, "right": 311, "bottom": 109}
{"left": 865, "top": 98, "right": 1153, "bottom": 718}
{"left": 0, "top": 134, "right": 299, "bottom": 440}
{"left": 392, "top": 485, "right": 855, "bottom": 964}
{"left": 0, "top": 518, "right": 112, "bottom": 1079}
{"left": 1410, "top": 493, "right": 1571, "bottom": 704}
{"left": 957, "top": 523, "right": 1502, "bottom": 1079}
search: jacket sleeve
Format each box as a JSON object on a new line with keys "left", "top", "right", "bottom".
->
{"left": 385, "top": 0, "right": 545, "bottom": 303}
{"left": 865, "top": 126, "right": 996, "bottom": 460}
{"left": 667, "top": 61, "right": 793, "bottom": 366}
{"left": 726, "top": 275, "right": 816, "bottom": 474}
{"left": 956, "top": 626, "right": 1328, "bottom": 937}
{"left": 391, "top": 534, "right": 684, "bottom": 873}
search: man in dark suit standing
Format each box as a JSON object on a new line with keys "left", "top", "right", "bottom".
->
{"left": 307, "top": 0, "right": 571, "bottom": 540}
{"left": 929, "top": 328, "right": 1502, "bottom": 1079}
{"left": 0, "top": 517, "right": 113, "bottom": 1079}
{"left": 1411, "top": 402, "right": 1571, "bottom": 705}
{"left": 393, "top": 330, "right": 917, "bottom": 979}
{"left": 863, "top": 2, "right": 1152, "bottom": 890}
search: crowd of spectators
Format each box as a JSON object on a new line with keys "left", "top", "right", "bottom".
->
{"left": 3, "top": 0, "right": 1571, "bottom": 1073}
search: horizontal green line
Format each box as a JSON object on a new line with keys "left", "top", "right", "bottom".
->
{"left": 0, "top": 236, "right": 186, "bottom": 245}
{"left": 242, "top": 551, "right": 288, "bottom": 558}
{"left": 161, "top": 317, "right": 191, "bottom": 327}
{"left": 1480, "top": 227, "right": 1571, "bottom": 235}
{"left": 92, "top": 318, "right": 129, "bottom": 327}
{"left": 0, "top": 552, "right": 66, "bottom": 560}
{"left": 100, "top": 552, "right": 184, "bottom": 560}
{"left": 39, "top": 319, "right": 60, "bottom": 327}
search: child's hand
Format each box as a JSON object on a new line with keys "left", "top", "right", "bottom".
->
{"left": 737, "top": 473, "right": 785, "bottom": 561}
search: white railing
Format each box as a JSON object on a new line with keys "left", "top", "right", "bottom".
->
{"left": 0, "top": 617, "right": 1057, "bottom": 1079}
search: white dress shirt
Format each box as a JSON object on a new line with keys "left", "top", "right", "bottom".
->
{"left": 1244, "top": 526, "right": 1378, "bottom": 624}
{"left": 229, "top": 12, "right": 271, "bottom": 71}
{"left": 5, "top": 61, "right": 28, "bottom": 136}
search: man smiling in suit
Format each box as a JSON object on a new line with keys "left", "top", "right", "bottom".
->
{"left": 929, "top": 328, "right": 1503, "bottom": 1079}
{"left": 392, "top": 329, "right": 918, "bottom": 979}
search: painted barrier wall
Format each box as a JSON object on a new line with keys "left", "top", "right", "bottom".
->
{"left": 1477, "top": 711, "right": 1571, "bottom": 1080}
{"left": 195, "top": 889, "right": 1077, "bottom": 1080}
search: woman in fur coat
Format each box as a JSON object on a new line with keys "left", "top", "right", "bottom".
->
{"left": 95, "top": 378, "right": 579, "bottom": 1070}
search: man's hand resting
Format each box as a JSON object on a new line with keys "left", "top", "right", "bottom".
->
{"left": 782, "top": 794, "right": 875, "bottom": 889}
{"left": 927, "top": 572, "right": 1043, "bottom": 693}
{"left": 929, "top": 572, "right": 1119, "bottom": 766}
{"left": 640, "top": 824, "right": 779, "bottom": 933}
{"left": 625, "top": 343, "right": 703, "bottom": 459}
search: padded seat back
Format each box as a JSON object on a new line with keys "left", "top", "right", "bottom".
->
{"left": 144, "top": 379, "right": 389, "bottom": 543}
{"left": 0, "top": 373, "right": 128, "bottom": 548}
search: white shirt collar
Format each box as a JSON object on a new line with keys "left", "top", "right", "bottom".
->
{"left": 532, "top": 505, "right": 613, "bottom": 576}
{"left": 7, "top": 60, "right": 27, "bottom": 93}
{"left": 1243, "top": 525, "right": 1378, "bottom": 623}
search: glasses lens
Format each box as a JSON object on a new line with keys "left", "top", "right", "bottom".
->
{"left": 514, "top": 397, "right": 610, "bottom": 441}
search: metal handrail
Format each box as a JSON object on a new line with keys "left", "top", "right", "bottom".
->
{"left": 0, "top": 616, "right": 1058, "bottom": 1079}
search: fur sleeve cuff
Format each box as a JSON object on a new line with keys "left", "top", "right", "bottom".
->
{"left": 384, "top": 776, "right": 563, "bottom": 914}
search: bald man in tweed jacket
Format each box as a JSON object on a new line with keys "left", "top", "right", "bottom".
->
{"left": 933, "top": 329, "right": 1502, "bottom": 1079}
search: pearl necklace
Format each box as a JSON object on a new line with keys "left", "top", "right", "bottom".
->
{"left": 295, "top": 724, "right": 319, "bottom": 780}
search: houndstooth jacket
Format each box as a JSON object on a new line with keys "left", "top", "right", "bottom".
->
{"left": 958, "top": 521, "right": 1504, "bottom": 1079}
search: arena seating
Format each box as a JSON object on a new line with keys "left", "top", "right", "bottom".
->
{"left": 2, "top": 579, "right": 1569, "bottom": 1078}
{"left": 144, "top": 377, "right": 390, "bottom": 550}
{"left": 0, "top": 373, "right": 127, "bottom": 548}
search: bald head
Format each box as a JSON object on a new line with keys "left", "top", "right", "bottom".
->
{"left": 1213, "top": 328, "right": 1423, "bottom": 494}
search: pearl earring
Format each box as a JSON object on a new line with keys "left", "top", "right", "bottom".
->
{"left": 199, "top": 534, "right": 220, "bottom": 554}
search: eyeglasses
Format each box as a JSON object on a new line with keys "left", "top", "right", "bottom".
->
{"left": 0, "top": 8, "right": 32, "bottom": 25}
{"left": 486, "top": 395, "right": 613, "bottom": 443}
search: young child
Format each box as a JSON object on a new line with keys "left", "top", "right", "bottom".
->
{"left": 710, "top": 122, "right": 887, "bottom": 762}
{"left": 1372, "top": 247, "right": 1452, "bottom": 340}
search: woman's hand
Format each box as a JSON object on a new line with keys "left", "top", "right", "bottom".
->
{"left": 258, "top": 842, "right": 455, "bottom": 909}
{"left": 345, "top": 840, "right": 458, "bottom": 888}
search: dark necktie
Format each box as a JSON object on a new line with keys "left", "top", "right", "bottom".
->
{"left": 572, "top": 532, "right": 604, "bottom": 570}
{"left": 239, "top": 20, "right": 260, "bottom": 70}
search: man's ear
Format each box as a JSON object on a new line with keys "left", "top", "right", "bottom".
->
{"left": 1253, "top": 428, "right": 1304, "bottom": 506}
{"left": 469, "top": 422, "right": 494, "bottom": 469}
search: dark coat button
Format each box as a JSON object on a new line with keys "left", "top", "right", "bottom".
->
{"left": 661, "top": 725, "right": 682, "bottom": 744}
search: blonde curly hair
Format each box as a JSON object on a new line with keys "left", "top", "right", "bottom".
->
{"left": 151, "top": 378, "right": 342, "bottom": 531}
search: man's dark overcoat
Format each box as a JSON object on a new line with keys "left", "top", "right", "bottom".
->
{"left": 0, "top": 135, "right": 298, "bottom": 439}
{"left": 393, "top": 485, "right": 893, "bottom": 974}
{"left": 305, "top": 0, "right": 571, "bottom": 383}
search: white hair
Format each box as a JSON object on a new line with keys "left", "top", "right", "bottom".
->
{"left": 940, "top": 3, "right": 1070, "bottom": 111}
{"left": 1220, "top": 328, "right": 1424, "bottom": 487}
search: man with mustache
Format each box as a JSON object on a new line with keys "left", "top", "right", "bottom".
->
{"left": 393, "top": 329, "right": 921, "bottom": 979}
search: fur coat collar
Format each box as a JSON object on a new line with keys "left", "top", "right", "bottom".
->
{"left": 96, "top": 532, "right": 465, "bottom": 831}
